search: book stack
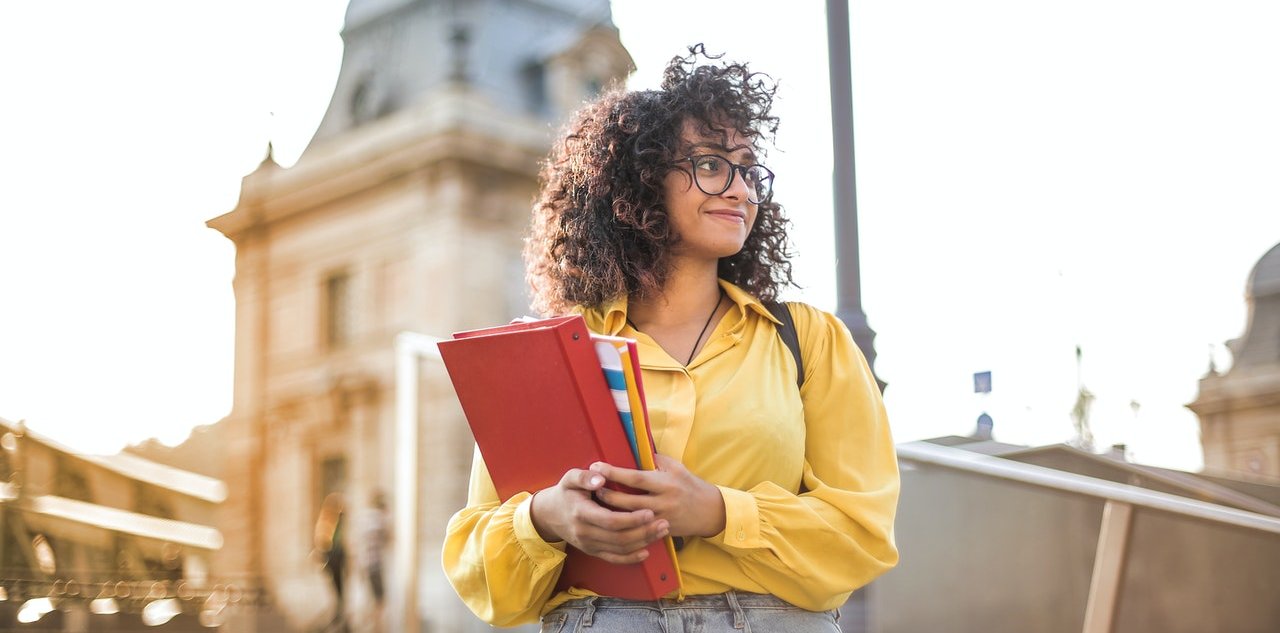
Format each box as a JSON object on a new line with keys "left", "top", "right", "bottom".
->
{"left": 438, "top": 315, "right": 682, "bottom": 600}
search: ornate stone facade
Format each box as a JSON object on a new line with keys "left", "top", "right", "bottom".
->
{"left": 0, "top": 417, "right": 228, "bottom": 629}
{"left": 206, "top": 1, "right": 631, "bottom": 630}
{"left": 1190, "top": 241, "right": 1280, "bottom": 479}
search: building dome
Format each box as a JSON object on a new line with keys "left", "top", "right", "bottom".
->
{"left": 1229, "top": 240, "right": 1280, "bottom": 370}
{"left": 303, "top": 0, "right": 624, "bottom": 159}
{"left": 1190, "top": 239, "right": 1280, "bottom": 479}
{"left": 1247, "top": 241, "right": 1280, "bottom": 299}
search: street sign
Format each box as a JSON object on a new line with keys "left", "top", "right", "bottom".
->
{"left": 974, "top": 371, "right": 992, "bottom": 394}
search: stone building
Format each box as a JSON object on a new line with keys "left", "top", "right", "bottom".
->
{"left": 1189, "top": 241, "right": 1280, "bottom": 479}
{"left": 0, "top": 416, "right": 228, "bottom": 630}
{"left": 205, "top": 0, "right": 631, "bottom": 630}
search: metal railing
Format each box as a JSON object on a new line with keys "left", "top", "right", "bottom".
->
{"left": 896, "top": 441, "right": 1280, "bottom": 633}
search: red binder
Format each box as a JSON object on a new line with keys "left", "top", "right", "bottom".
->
{"left": 437, "top": 315, "right": 681, "bottom": 600}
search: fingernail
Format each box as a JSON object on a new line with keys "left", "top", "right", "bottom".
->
{"left": 590, "top": 476, "right": 603, "bottom": 487}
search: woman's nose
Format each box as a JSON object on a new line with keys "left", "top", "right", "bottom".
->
{"left": 721, "top": 166, "right": 751, "bottom": 200}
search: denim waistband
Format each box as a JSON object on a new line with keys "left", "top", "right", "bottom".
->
{"left": 556, "top": 590, "right": 803, "bottom": 611}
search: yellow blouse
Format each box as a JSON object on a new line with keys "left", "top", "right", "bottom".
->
{"left": 442, "top": 280, "right": 899, "bottom": 626}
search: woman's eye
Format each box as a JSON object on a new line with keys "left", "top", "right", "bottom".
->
{"left": 694, "top": 158, "right": 723, "bottom": 173}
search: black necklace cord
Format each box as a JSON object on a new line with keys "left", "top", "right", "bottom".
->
{"left": 685, "top": 289, "right": 725, "bottom": 366}
{"left": 625, "top": 289, "right": 726, "bottom": 367}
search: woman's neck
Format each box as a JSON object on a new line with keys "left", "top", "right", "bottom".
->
{"left": 627, "top": 258, "right": 722, "bottom": 330}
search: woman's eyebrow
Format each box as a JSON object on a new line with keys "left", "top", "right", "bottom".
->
{"left": 689, "top": 142, "right": 757, "bottom": 162}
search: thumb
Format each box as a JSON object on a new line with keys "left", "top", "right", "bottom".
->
{"left": 562, "top": 468, "right": 605, "bottom": 491}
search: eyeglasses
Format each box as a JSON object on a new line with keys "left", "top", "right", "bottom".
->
{"left": 675, "top": 155, "right": 775, "bottom": 204}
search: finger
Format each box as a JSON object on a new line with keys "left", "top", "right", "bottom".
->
{"left": 576, "top": 519, "right": 669, "bottom": 554}
{"left": 590, "top": 461, "right": 658, "bottom": 491}
{"left": 575, "top": 528, "right": 652, "bottom": 555}
{"left": 594, "top": 487, "right": 658, "bottom": 513}
{"left": 576, "top": 504, "right": 654, "bottom": 532}
{"left": 653, "top": 452, "right": 679, "bottom": 471}
{"left": 560, "top": 468, "right": 606, "bottom": 492}
{"left": 591, "top": 547, "right": 652, "bottom": 565}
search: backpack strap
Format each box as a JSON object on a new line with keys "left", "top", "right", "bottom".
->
{"left": 765, "top": 301, "right": 804, "bottom": 390}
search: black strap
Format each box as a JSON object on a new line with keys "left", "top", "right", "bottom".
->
{"left": 765, "top": 301, "right": 804, "bottom": 389}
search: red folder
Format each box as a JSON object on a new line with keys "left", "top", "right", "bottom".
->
{"left": 437, "top": 315, "right": 681, "bottom": 600}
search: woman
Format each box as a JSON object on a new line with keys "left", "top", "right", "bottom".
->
{"left": 443, "top": 46, "right": 899, "bottom": 631}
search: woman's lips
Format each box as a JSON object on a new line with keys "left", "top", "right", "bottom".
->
{"left": 706, "top": 208, "right": 747, "bottom": 223}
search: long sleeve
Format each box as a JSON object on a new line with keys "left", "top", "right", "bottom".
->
{"left": 441, "top": 447, "right": 569, "bottom": 626}
{"left": 444, "top": 285, "right": 899, "bottom": 618}
{"left": 702, "top": 304, "right": 900, "bottom": 610}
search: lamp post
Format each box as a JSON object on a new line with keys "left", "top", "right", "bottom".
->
{"left": 828, "top": 2, "right": 881, "bottom": 627}
{"left": 827, "top": 0, "right": 884, "bottom": 392}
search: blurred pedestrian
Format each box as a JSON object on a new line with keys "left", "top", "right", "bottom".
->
{"left": 358, "top": 490, "right": 391, "bottom": 630}
{"left": 314, "top": 492, "right": 347, "bottom": 626}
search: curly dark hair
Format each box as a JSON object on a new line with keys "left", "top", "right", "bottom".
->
{"left": 524, "top": 44, "right": 795, "bottom": 315}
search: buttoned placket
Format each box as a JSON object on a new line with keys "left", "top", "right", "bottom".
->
{"left": 587, "top": 284, "right": 781, "bottom": 464}
{"left": 630, "top": 311, "right": 747, "bottom": 463}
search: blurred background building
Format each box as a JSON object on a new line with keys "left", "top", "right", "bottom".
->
{"left": 0, "top": 416, "right": 236, "bottom": 630}
{"left": 1190, "top": 242, "right": 1280, "bottom": 480}
{"left": 203, "top": 0, "right": 629, "bottom": 630}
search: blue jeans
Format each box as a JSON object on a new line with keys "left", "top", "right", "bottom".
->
{"left": 540, "top": 591, "right": 841, "bottom": 633}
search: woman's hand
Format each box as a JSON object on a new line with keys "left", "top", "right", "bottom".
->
{"left": 529, "top": 468, "right": 671, "bottom": 564}
{"left": 590, "top": 454, "right": 727, "bottom": 539}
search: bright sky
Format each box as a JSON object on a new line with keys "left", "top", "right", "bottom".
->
{"left": 2, "top": 1, "right": 1278, "bottom": 472}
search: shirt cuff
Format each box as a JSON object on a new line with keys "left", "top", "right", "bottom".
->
{"left": 513, "top": 494, "right": 568, "bottom": 566}
{"left": 713, "top": 485, "right": 762, "bottom": 549}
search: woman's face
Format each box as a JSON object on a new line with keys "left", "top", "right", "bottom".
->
{"left": 662, "top": 120, "right": 759, "bottom": 263}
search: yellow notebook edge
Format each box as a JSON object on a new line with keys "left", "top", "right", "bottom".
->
{"left": 615, "top": 343, "right": 656, "bottom": 470}
{"left": 612, "top": 339, "right": 685, "bottom": 596}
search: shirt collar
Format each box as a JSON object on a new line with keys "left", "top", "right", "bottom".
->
{"left": 579, "top": 279, "right": 782, "bottom": 334}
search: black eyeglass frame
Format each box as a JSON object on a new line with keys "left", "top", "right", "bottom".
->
{"left": 674, "top": 155, "right": 776, "bottom": 204}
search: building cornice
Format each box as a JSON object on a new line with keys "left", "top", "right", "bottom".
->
{"left": 208, "top": 87, "right": 552, "bottom": 242}
{"left": 0, "top": 417, "right": 226, "bottom": 503}
{"left": 1188, "top": 365, "right": 1280, "bottom": 416}
{"left": 19, "top": 494, "right": 224, "bottom": 550}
